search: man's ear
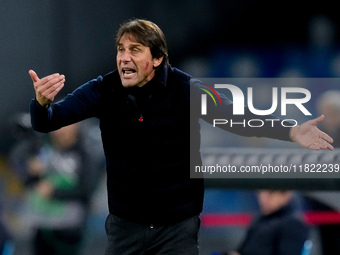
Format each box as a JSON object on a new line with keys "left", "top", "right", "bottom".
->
{"left": 153, "top": 56, "right": 164, "bottom": 68}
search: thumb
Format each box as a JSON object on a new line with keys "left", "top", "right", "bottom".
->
{"left": 29, "top": 70, "right": 40, "bottom": 82}
{"left": 309, "top": 114, "right": 325, "bottom": 126}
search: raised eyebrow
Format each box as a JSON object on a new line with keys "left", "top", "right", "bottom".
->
{"left": 117, "top": 43, "right": 143, "bottom": 48}
{"left": 130, "top": 44, "right": 143, "bottom": 49}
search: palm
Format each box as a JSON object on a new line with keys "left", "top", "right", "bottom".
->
{"left": 291, "top": 115, "right": 334, "bottom": 151}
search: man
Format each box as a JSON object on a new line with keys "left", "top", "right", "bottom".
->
{"left": 10, "top": 123, "right": 102, "bottom": 255}
{"left": 29, "top": 19, "right": 333, "bottom": 255}
{"left": 303, "top": 90, "right": 340, "bottom": 255}
{"left": 228, "top": 190, "right": 309, "bottom": 255}
{"left": 316, "top": 90, "right": 340, "bottom": 147}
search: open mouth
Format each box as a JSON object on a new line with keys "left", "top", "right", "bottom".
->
{"left": 122, "top": 68, "right": 136, "bottom": 77}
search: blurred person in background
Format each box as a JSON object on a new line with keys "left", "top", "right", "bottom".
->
{"left": 10, "top": 122, "right": 103, "bottom": 255}
{"left": 0, "top": 205, "right": 14, "bottom": 255}
{"left": 316, "top": 90, "right": 340, "bottom": 147}
{"left": 227, "top": 190, "right": 309, "bottom": 255}
{"left": 303, "top": 89, "right": 340, "bottom": 255}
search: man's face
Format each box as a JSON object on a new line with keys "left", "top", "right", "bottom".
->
{"left": 257, "top": 190, "right": 291, "bottom": 215}
{"left": 116, "top": 33, "right": 163, "bottom": 88}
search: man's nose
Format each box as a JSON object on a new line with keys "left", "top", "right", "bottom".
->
{"left": 120, "top": 51, "right": 131, "bottom": 62}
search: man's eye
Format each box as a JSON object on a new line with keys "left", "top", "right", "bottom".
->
{"left": 118, "top": 48, "right": 124, "bottom": 53}
{"left": 131, "top": 48, "right": 139, "bottom": 53}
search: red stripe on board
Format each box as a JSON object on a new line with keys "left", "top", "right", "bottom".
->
{"left": 202, "top": 211, "right": 340, "bottom": 227}
{"left": 201, "top": 213, "right": 252, "bottom": 227}
{"left": 304, "top": 211, "right": 340, "bottom": 225}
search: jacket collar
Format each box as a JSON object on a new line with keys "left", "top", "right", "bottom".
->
{"left": 261, "top": 200, "right": 296, "bottom": 220}
{"left": 157, "top": 64, "right": 168, "bottom": 89}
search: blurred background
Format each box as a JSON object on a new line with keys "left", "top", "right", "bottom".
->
{"left": 1, "top": 0, "right": 340, "bottom": 254}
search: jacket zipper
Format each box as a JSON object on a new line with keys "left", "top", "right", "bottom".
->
{"left": 128, "top": 94, "right": 152, "bottom": 122}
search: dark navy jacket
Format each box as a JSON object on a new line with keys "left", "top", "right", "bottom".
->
{"left": 30, "top": 65, "right": 291, "bottom": 226}
{"left": 237, "top": 201, "right": 309, "bottom": 255}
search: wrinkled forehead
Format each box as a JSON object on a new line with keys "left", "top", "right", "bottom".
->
{"left": 117, "top": 32, "right": 146, "bottom": 47}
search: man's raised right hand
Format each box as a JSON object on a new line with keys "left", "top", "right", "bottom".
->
{"left": 29, "top": 70, "right": 65, "bottom": 107}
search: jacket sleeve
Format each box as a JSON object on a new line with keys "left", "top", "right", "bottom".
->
{"left": 30, "top": 76, "right": 103, "bottom": 133}
{"left": 190, "top": 78, "right": 292, "bottom": 141}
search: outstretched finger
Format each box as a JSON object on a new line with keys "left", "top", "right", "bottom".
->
{"left": 327, "top": 143, "right": 334, "bottom": 151}
{"left": 319, "top": 130, "right": 334, "bottom": 144}
{"left": 320, "top": 139, "right": 334, "bottom": 151}
{"left": 309, "top": 139, "right": 334, "bottom": 151}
